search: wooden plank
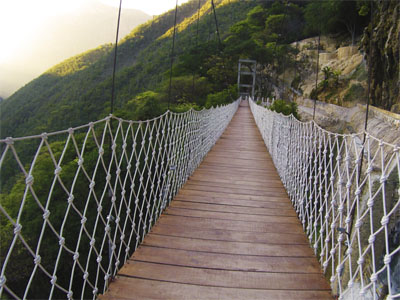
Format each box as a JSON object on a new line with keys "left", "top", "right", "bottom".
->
{"left": 118, "top": 261, "right": 330, "bottom": 290}
{"left": 177, "top": 189, "right": 289, "bottom": 201}
{"left": 142, "top": 234, "right": 313, "bottom": 257}
{"left": 150, "top": 224, "right": 309, "bottom": 245}
{"left": 189, "top": 173, "right": 282, "bottom": 184}
{"left": 181, "top": 182, "right": 288, "bottom": 196}
{"left": 100, "top": 277, "right": 334, "bottom": 300}
{"left": 156, "top": 214, "right": 304, "bottom": 234}
{"left": 130, "top": 246, "right": 322, "bottom": 273}
{"left": 187, "top": 178, "right": 285, "bottom": 189}
{"left": 164, "top": 207, "right": 300, "bottom": 224}
{"left": 173, "top": 195, "right": 295, "bottom": 209}
{"left": 170, "top": 200, "right": 297, "bottom": 216}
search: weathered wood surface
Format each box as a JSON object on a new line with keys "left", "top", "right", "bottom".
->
{"left": 100, "top": 101, "right": 332, "bottom": 299}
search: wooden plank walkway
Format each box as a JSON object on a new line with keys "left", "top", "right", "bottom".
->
{"left": 100, "top": 101, "right": 332, "bottom": 299}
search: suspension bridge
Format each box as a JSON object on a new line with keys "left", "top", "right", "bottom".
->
{"left": 0, "top": 98, "right": 399, "bottom": 300}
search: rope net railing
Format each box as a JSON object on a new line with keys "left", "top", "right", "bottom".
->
{"left": 250, "top": 99, "right": 399, "bottom": 300}
{"left": 0, "top": 99, "right": 240, "bottom": 299}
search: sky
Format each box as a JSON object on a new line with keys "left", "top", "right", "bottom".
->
{"left": 0, "top": 0, "right": 189, "bottom": 98}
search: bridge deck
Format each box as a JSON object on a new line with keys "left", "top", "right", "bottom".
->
{"left": 100, "top": 102, "right": 332, "bottom": 299}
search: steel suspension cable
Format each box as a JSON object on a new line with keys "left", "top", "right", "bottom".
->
{"left": 110, "top": 0, "right": 123, "bottom": 115}
{"left": 211, "top": 0, "right": 222, "bottom": 49}
{"left": 168, "top": 0, "right": 179, "bottom": 110}
{"left": 312, "top": 1, "right": 322, "bottom": 120}
{"left": 191, "top": 0, "right": 202, "bottom": 98}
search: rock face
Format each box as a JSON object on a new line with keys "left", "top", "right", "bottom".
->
{"left": 290, "top": 36, "right": 366, "bottom": 105}
{"left": 296, "top": 97, "right": 400, "bottom": 146}
{"left": 362, "top": 0, "right": 400, "bottom": 113}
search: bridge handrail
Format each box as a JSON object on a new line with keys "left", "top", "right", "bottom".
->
{"left": 249, "top": 99, "right": 399, "bottom": 299}
{"left": 0, "top": 99, "right": 240, "bottom": 299}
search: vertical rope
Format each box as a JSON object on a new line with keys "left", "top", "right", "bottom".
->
{"left": 272, "top": 1, "right": 288, "bottom": 98}
{"left": 211, "top": 0, "right": 222, "bottom": 49}
{"left": 168, "top": 0, "right": 179, "bottom": 110}
{"left": 110, "top": 0, "right": 123, "bottom": 115}
{"left": 192, "top": 0, "right": 202, "bottom": 98}
{"left": 312, "top": 1, "right": 321, "bottom": 121}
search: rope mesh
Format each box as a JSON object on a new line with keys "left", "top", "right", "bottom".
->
{"left": 0, "top": 99, "right": 240, "bottom": 299}
{"left": 250, "top": 99, "right": 399, "bottom": 300}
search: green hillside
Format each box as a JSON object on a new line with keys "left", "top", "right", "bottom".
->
{"left": 0, "top": 0, "right": 257, "bottom": 139}
{"left": 2, "top": 1, "right": 399, "bottom": 298}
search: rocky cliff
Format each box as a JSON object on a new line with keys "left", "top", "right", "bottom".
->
{"left": 362, "top": 0, "right": 400, "bottom": 113}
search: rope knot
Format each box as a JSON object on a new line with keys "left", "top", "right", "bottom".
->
{"left": 5, "top": 137, "right": 14, "bottom": 145}
{"left": 51, "top": 275, "right": 57, "bottom": 285}
{"left": 43, "top": 210, "right": 50, "bottom": 220}
{"left": 14, "top": 223, "right": 22, "bottom": 235}
{"left": 41, "top": 132, "right": 48, "bottom": 139}
{"left": 73, "top": 252, "right": 79, "bottom": 261}
{"left": 336, "top": 265, "right": 343, "bottom": 274}
{"left": 89, "top": 181, "right": 95, "bottom": 189}
{"left": 384, "top": 254, "right": 391, "bottom": 265}
{"left": 355, "top": 220, "right": 363, "bottom": 229}
{"left": 83, "top": 272, "right": 89, "bottom": 280}
{"left": 54, "top": 166, "right": 62, "bottom": 175}
{"left": 348, "top": 280, "right": 354, "bottom": 288}
{"left": 368, "top": 234, "right": 375, "bottom": 244}
{"left": 67, "top": 291, "right": 73, "bottom": 300}
{"left": 34, "top": 255, "right": 41, "bottom": 265}
{"left": 381, "top": 216, "right": 389, "bottom": 226}
{"left": 59, "top": 237, "right": 65, "bottom": 246}
{"left": 25, "top": 175, "right": 34, "bottom": 186}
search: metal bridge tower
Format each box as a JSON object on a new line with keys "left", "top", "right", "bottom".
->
{"left": 237, "top": 59, "right": 256, "bottom": 99}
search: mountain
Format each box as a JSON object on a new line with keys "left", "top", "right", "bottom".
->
{"left": 0, "top": 2, "right": 151, "bottom": 98}
{"left": 0, "top": 0, "right": 257, "bottom": 139}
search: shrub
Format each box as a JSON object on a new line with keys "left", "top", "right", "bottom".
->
{"left": 269, "top": 99, "right": 300, "bottom": 119}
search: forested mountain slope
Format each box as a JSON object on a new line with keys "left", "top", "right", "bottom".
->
{"left": 0, "top": 0, "right": 257, "bottom": 139}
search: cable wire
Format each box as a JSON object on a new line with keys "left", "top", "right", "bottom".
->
{"left": 168, "top": 0, "right": 179, "bottom": 110}
{"left": 110, "top": 0, "right": 123, "bottom": 115}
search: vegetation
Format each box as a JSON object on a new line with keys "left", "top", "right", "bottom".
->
{"left": 0, "top": 0, "right": 396, "bottom": 298}
{"left": 269, "top": 99, "right": 299, "bottom": 119}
